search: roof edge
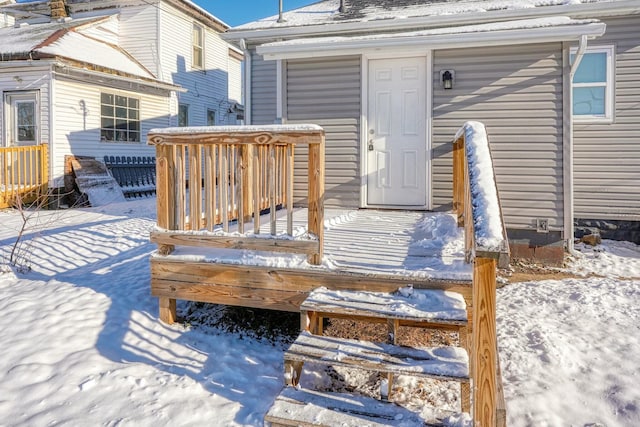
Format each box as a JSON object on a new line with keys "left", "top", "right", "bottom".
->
{"left": 225, "top": 0, "right": 637, "bottom": 42}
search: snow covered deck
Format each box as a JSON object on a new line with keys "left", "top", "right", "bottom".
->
{"left": 150, "top": 209, "right": 474, "bottom": 313}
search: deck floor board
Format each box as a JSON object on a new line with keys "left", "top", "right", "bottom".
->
{"left": 161, "top": 209, "right": 471, "bottom": 282}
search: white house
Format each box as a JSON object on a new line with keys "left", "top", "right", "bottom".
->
{"left": 0, "top": 0, "right": 242, "bottom": 188}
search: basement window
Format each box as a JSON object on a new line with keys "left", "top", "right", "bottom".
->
{"left": 571, "top": 45, "right": 614, "bottom": 122}
{"left": 100, "top": 93, "right": 140, "bottom": 143}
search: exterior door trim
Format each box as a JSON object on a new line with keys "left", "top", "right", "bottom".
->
{"left": 360, "top": 52, "right": 432, "bottom": 209}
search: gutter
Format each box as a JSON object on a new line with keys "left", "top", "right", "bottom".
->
{"left": 224, "top": 0, "right": 638, "bottom": 42}
{"left": 564, "top": 34, "right": 589, "bottom": 254}
{"left": 257, "top": 22, "right": 606, "bottom": 60}
{"left": 239, "top": 38, "right": 251, "bottom": 124}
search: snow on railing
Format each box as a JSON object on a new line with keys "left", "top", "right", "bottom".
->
{"left": 453, "top": 121, "right": 509, "bottom": 262}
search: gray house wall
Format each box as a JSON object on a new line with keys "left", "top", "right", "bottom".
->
{"left": 573, "top": 16, "right": 640, "bottom": 221}
{"left": 285, "top": 56, "right": 362, "bottom": 208}
{"left": 432, "top": 43, "right": 565, "bottom": 233}
{"left": 250, "top": 49, "right": 278, "bottom": 125}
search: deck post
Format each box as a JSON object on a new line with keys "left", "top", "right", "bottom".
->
{"left": 472, "top": 256, "right": 497, "bottom": 426}
{"left": 453, "top": 136, "right": 465, "bottom": 227}
{"left": 307, "top": 135, "right": 325, "bottom": 265}
{"left": 156, "top": 144, "right": 177, "bottom": 323}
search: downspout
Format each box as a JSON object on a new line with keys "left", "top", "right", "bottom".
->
{"left": 239, "top": 38, "right": 251, "bottom": 124}
{"left": 565, "top": 34, "right": 588, "bottom": 254}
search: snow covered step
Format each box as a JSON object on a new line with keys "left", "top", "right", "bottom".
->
{"left": 265, "top": 387, "right": 431, "bottom": 427}
{"left": 284, "top": 332, "right": 469, "bottom": 384}
{"left": 301, "top": 286, "right": 468, "bottom": 326}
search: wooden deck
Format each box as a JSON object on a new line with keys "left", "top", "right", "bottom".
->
{"left": 147, "top": 123, "right": 508, "bottom": 425}
{"left": 151, "top": 209, "right": 474, "bottom": 312}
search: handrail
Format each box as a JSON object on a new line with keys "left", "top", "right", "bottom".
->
{"left": 148, "top": 124, "right": 325, "bottom": 265}
{"left": 0, "top": 144, "right": 49, "bottom": 209}
{"left": 452, "top": 121, "right": 508, "bottom": 426}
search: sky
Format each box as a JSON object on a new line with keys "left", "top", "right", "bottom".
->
{"left": 194, "top": 0, "right": 318, "bottom": 26}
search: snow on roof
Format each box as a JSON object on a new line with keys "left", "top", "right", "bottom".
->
{"left": 262, "top": 16, "right": 598, "bottom": 48}
{"left": 39, "top": 31, "right": 155, "bottom": 79}
{"left": 0, "top": 16, "right": 99, "bottom": 55}
{"left": 232, "top": 0, "right": 624, "bottom": 31}
{"left": 0, "top": 16, "right": 154, "bottom": 79}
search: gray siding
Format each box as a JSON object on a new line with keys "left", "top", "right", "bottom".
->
{"left": 250, "top": 50, "right": 278, "bottom": 125}
{"left": 433, "top": 43, "right": 565, "bottom": 231}
{"left": 285, "top": 56, "right": 361, "bottom": 208}
{"left": 574, "top": 16, "right": 640, "bottom": 220}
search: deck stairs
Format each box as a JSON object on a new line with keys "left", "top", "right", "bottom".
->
{"left": 265, "top": 286, "right": 473, "bottom": 426}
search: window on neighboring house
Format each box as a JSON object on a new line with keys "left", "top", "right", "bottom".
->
{"left": 207, "top": 109, "right": 216, "bottom": 126}
{"left": 192, "top": 24, "right": 204, "bottom": 69}
{"left": 178, "top": 104, "right": 189, "bottom": 127}
{"left": 571, "top": 45, "right": 614, "bottom": 121}
{"left": 100, "top": 93, "right": 140, "bottom": 142}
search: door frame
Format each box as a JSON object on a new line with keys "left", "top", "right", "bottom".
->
{"left": 3, "top": 90, "right": 41, "bottom": 147}
{"left": 360, "top": 51, "right": 433, "bottom": 210}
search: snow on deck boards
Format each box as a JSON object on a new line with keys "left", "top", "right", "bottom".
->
{"left": 286, "top": 333, "right": 469, "bottom": 381}
{"left": 302, "top": 287, "right": 468, "bottom": 324}
{"left": 159, "top": 209, "right": 472, "bottom": 282}
{"left": 265, "top": 387, "right": 430, "bottom": 427}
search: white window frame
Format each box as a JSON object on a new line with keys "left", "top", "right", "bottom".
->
{"left": 571, "top": 45, "right": 615, "bottom": 123}
{"left": 100, "top": 92, "right": 140, "bottom": 143}
{"left": 192, "top": 23, "right": 204, "bottom": 69}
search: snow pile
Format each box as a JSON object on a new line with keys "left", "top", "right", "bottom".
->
{"left": 567, "top": 239, "right": 640, "bottom": 278}
{"left": 498, "top": 277, "right": 640, "bottom": 425}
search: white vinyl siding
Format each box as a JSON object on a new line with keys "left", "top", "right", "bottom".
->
{"left": 433, "top": 43, "right": 564, "bottom": 231}
{"left": 118, "top": 4, "right": 160, "bottom": 78}
{"left": 159, "top": 2, "right": 240, "bottom": 126}
{"left": 50, "top": 77, "right": 169, "bottom": 184}
{"left": 285, "top": 56, "right": 361, "bottom": 208}
{"left": 573, "top": 17, "right": 640, "bottom": 220}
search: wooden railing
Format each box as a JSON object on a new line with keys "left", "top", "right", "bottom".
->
{"left": 453, "top": 121, "right": 509, "bottom": 427}
{"left": 0, "top": 144, "right": 49, "bottom": 209}
{"left": 148, "top": 124, "right": 325, "bottom": 264}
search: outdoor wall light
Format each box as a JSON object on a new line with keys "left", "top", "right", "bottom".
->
{"left": 441, "top": 70, "right": 454, "bottom": 90}
{"left": 13, "top": 76, "right": 23, "bottom": 83}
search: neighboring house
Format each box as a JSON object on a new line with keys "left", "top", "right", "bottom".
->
{"left": 0, "top": 0, "right": 242, "bottom": 188}
{"left": 224, "top": 0, "right": 640, "bottom": 262}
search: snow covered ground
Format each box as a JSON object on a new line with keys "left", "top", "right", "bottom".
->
{"left": 0, "top": 198, "right": 639, "bottom": 426}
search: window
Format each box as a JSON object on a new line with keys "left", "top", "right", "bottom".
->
{"left": 178, "top": 104, "right": 189, "bottom": 127}
{"left": 100, "top": 93, "right": 140, "bottom": 142}
{"left": 192, "top": 24, "right": 204, "bottom": 69}
{"left": 571, "top": 45, "right": 614, "bottom": 121}
{"left": 16, "top": 100, "right": 36, "bottom": 143}
{"left": 207, "top": 109, "right": 216, "bottom": 126}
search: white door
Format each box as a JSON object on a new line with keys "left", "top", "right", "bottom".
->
{"left": 5, "top": 92, "right": 39, "bottom": 147}
{"left": 367, "top": 57, "right": 427, "bottom": 206}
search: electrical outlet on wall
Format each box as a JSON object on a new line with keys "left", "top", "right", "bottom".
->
{"left": 536, "top": 218, "right": 549, "bottom": 233}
